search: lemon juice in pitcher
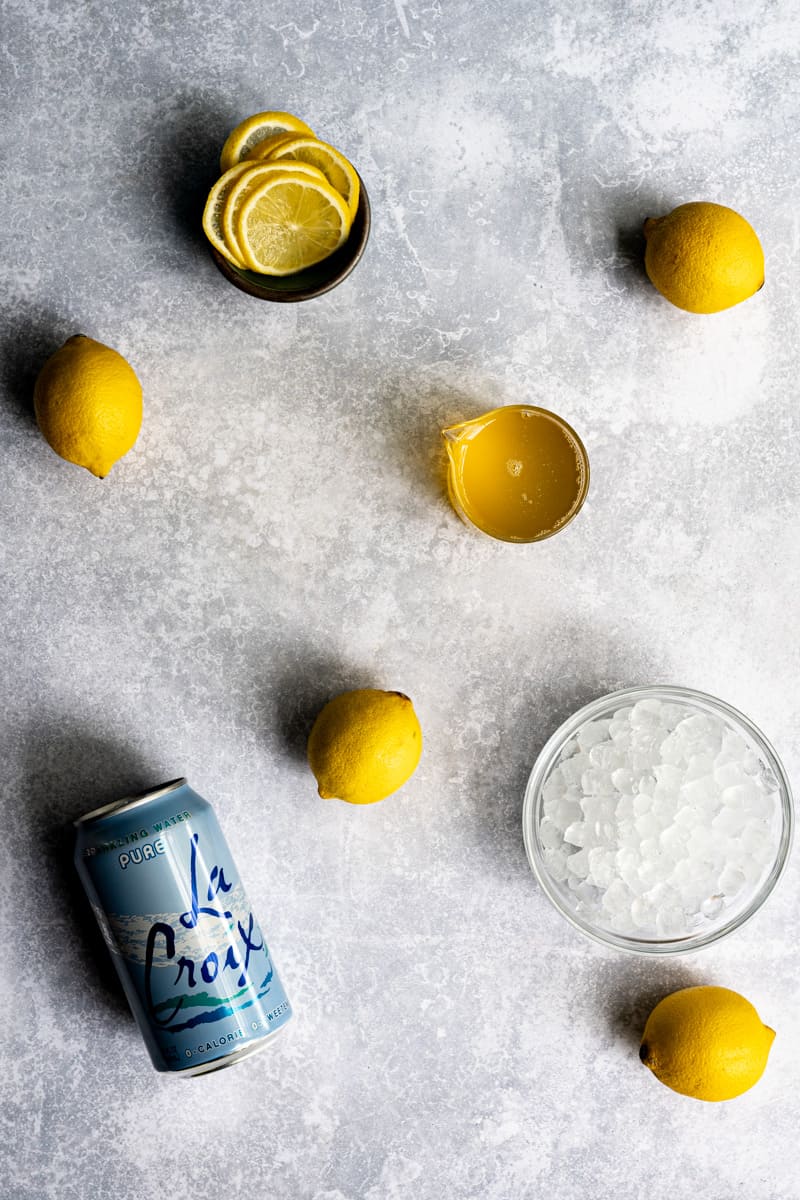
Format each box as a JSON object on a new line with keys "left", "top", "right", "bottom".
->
{"left": 441, "top": 405, "right": 589, "bottom": 543}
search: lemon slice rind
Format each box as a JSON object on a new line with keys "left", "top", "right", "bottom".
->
{"left": 220, "top": 111, "right": 315, "bottom": 172}
{"left": 202, "top": 163, "right": 257, "bottom": 268}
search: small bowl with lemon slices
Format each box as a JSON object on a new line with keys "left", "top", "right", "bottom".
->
{"left": 203, "top": 110, "right": 371, "bottom": 302}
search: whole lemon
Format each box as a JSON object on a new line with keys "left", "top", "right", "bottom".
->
{"left": 640, "top": 985, "right": 775, "bottom": 1101}
{"left": 307, "top": 688, "right": 423, "bottom": 805}
{"left": 643, "top": 201, "right": 764, "bottom": 313}
{"left": 33, "top": 335, "right": 143, "bottom": 477}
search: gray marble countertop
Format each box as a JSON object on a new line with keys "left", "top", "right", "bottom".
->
{"left": 2, "top": 2, "right": 799, "bottom": 1197}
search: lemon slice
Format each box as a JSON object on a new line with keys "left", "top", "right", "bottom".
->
{"left": 222, "top": 162, "right": 329, "bottom": 264}
{"left": 266, "top": 136, "right": 360, "bottom": 220}
{"left": 236, "top": 175, "right": 351, "bottom": 275}
{"left": 244, "top": 132, "right": 302, "bottom": 162}
{"left": 202, "top": 163, "right": 256, "bottom": 267}
{"left": 220, "top": 111, "right": 315, "bottom": 172}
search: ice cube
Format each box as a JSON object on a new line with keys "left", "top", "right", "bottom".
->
{"left": 559, "top": 738, "right": 580, "bottom": 759}
{"left": 577, "top": 720, "right": 612, "bottom": 751}
{"left": 716, "top": 730, "right": 748, "bottom": 764}
{"left": 741, "top": 787, "right": 777, "bottom": 820}
{"left": 741, "top": 821, "right": 774, "bottom": 864}
{"left": 550, "top": 796, "right": 582, "bottom": 832}
{"left": 539, "top": 820, "right": 563, "bottom": 851}
{"left": 566, "top": 848, "right": 589, "bottom": 878}
{"left": 660, "top": 825, "right": 688, "bottom": 859}
{"left": 617, "top": 818, "right": 637, "bottom": 847}
{"left": 719, "top": 863, "right": 746, "bottom": 896}
{"left": 592, "top": 819, "right": 615, "bottom": 844}
{"left": 711, "top": 806, "right": 747, "bottom": 838}
{"left": 638, "top": 854, "right": 670, "bottom": 890}
{"left": 701, "top": 895, "right": 725, "bottom": 920}
{"left": 563, "top": 821, "right": 586, "bottom": 848}
{"left": 587, "top": 847, "right": 616, "bottom": 888}
{"left": 714, "top": 760, "right": 748, "bottom": 791}
{"left": 616, "top": 794, "right": 635, "bottom": 821}
{"left": 602, "top": 878, "right": 632, "bottom": 913}
{"left": 650, "top": 793, "right": 678, "bottom": 824}
{"left": 630, "top": 698, "right": 664, "bottom": 727}
{"left": 611, "top": 767, "right": 635, "bottom": 793}
{"left": 656, "top": 905, "right": 686, "bottom": 937}
{"left": 654, "top": 763, "right": 684, "bottom": 791}
{"left": 637, "top": 773, "right": 657, "bottom": 797}
{"left": 638, "top": 836, "right": 661, "bottom": 860}
{"left": 581, "top": 768, "right": 615, "bottom": 796}
{"left": 633, "top": 793, "right": 652, "bottom": 816}
{"left": 581, "top": 795, "right": 613, "bottom": 823}
{"left": 635, "top": 812, "right": 661, "bottom": 840}
{"left": 679, "top": 776, "right": 718, "bottom": 813}
{"left": 631, "top": 897, "right": 657, "bottom": 929}
{"left": 661, "top": 702, "right": 689, "bottom": 728}
{"left": 570, "top": 881, "right": 597, "bottom": 905}
{"left": 589, "top": 742, "right": 621, "bottom": 771}
{"left": 685, "top": 753, "right": 715, "bottom": 780}
{"left": 687, "top": 824, "right": 716, "bottom": 859}
{"left": 543, "top": 849, "right": 569, "bottom": 882}
{"left": 612, "top": 706, "right": 634, "bottom": 723}
{"left": 674, "top": 805, "right": 701, "bottom": 830}
{"left": 675, "top": 713, "right": 723, "bottom": 758}
{"left": 559, "top": 754, "right": 591, "bottom": 787}
{"left": 658, "top": 732, "right": 684, "bottom": 766}
{"left": 722, "top": 782, "right": 762, "bottom": 810}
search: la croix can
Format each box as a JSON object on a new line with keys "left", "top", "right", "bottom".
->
{"left": 74, "top": 778, "right": 293, "bottom": 1076}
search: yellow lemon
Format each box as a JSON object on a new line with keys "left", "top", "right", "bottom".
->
{"left": 307, "top": 688, "right": 423, "bottom": 805}
{"left": 643, "top": 201, "right": 764, "bottom": 313}
{"left": 219, "top": 110, "right": 315, "bottom": 172}
{"left": 640, "top": 986, "right": 775, "bottom": 1102}
{"left": 33, "top": 335, "right": 143, "bottom": 478}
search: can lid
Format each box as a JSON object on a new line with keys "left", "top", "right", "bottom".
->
{"left": 73, "top": 778, "right": 188, "bottom": 827}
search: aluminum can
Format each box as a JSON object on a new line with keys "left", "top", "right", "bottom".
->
{"left": 74, "top": 778, "right": 293, "bottom": 1075}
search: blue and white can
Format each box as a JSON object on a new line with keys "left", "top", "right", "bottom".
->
{"left": 74, "top": 778, "right": 293, "bottom": 1075}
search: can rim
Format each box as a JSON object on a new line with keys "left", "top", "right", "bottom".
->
{"left": 73, "top": 778, "right": 188, "bottom": 827}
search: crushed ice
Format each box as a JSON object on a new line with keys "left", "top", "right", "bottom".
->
{"left": 539, "top": 697, "right": 781, "bottom": 938}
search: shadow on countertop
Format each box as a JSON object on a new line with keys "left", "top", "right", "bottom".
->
{"left": 0, "top": 302, "right": 75, "bottom": 426}
{"left": 266, "top": 644, "right": 382, "bottom": 766}
{"left": 21, "top": 721, "right": 160, "bottom": 1017}
{"left": 597, "top": 956, "right": 706, "bottom": 1053}
{"left": 144, "top": 89, "right": 235, "bottom": 256}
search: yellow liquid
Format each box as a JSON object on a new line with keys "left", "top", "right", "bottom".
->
{"left": 445, "top": 406, "right": 589, "bottom": 542}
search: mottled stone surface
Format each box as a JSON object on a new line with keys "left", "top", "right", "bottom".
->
{"left": 1, "top": 1, "right": 799, "bottom": 1197}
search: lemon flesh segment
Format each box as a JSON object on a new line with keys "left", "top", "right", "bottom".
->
{"left": 307, "top": 689, "right": 423, "bottom": 806}
{"left": 202, "top": 163, "right": 257, "bottom": 268}
{"left": 33, "top": 335, "right": 143, "bottom": 478}
{"left": 236, "top": 175, "right": 351, "bottom": 276}
{"left": 219, "top": 111, "right": 315, "bottom": 172}
{"left": 643, "top": 201, "right": 764, "bottom": 314}
{"left": 640, "top": 985, "right": 776, "bottom": 1102}
{"left": 222, "top": 163, "right": 329, "bottom": 264}
{"left": 267, "top": 136, "right": 360, "bottom": 220}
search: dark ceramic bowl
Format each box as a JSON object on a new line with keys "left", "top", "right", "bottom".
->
{"left": 209, "top": 172, "right": 371, "bottom": 302}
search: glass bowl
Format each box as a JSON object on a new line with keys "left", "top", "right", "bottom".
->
{"left": 209, "top": 173, "right": 370, "bottom": 302}
{"left": 522, "top": 685, "right": 793, "bottom": 955}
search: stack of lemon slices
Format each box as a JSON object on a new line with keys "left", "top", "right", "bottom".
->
{"left": 202, "top": 111, "right": 361, "bottom": 276}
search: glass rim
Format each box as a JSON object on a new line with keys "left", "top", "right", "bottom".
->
{"left": 522, "top": 684, "right": 794, "bottom": 956}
